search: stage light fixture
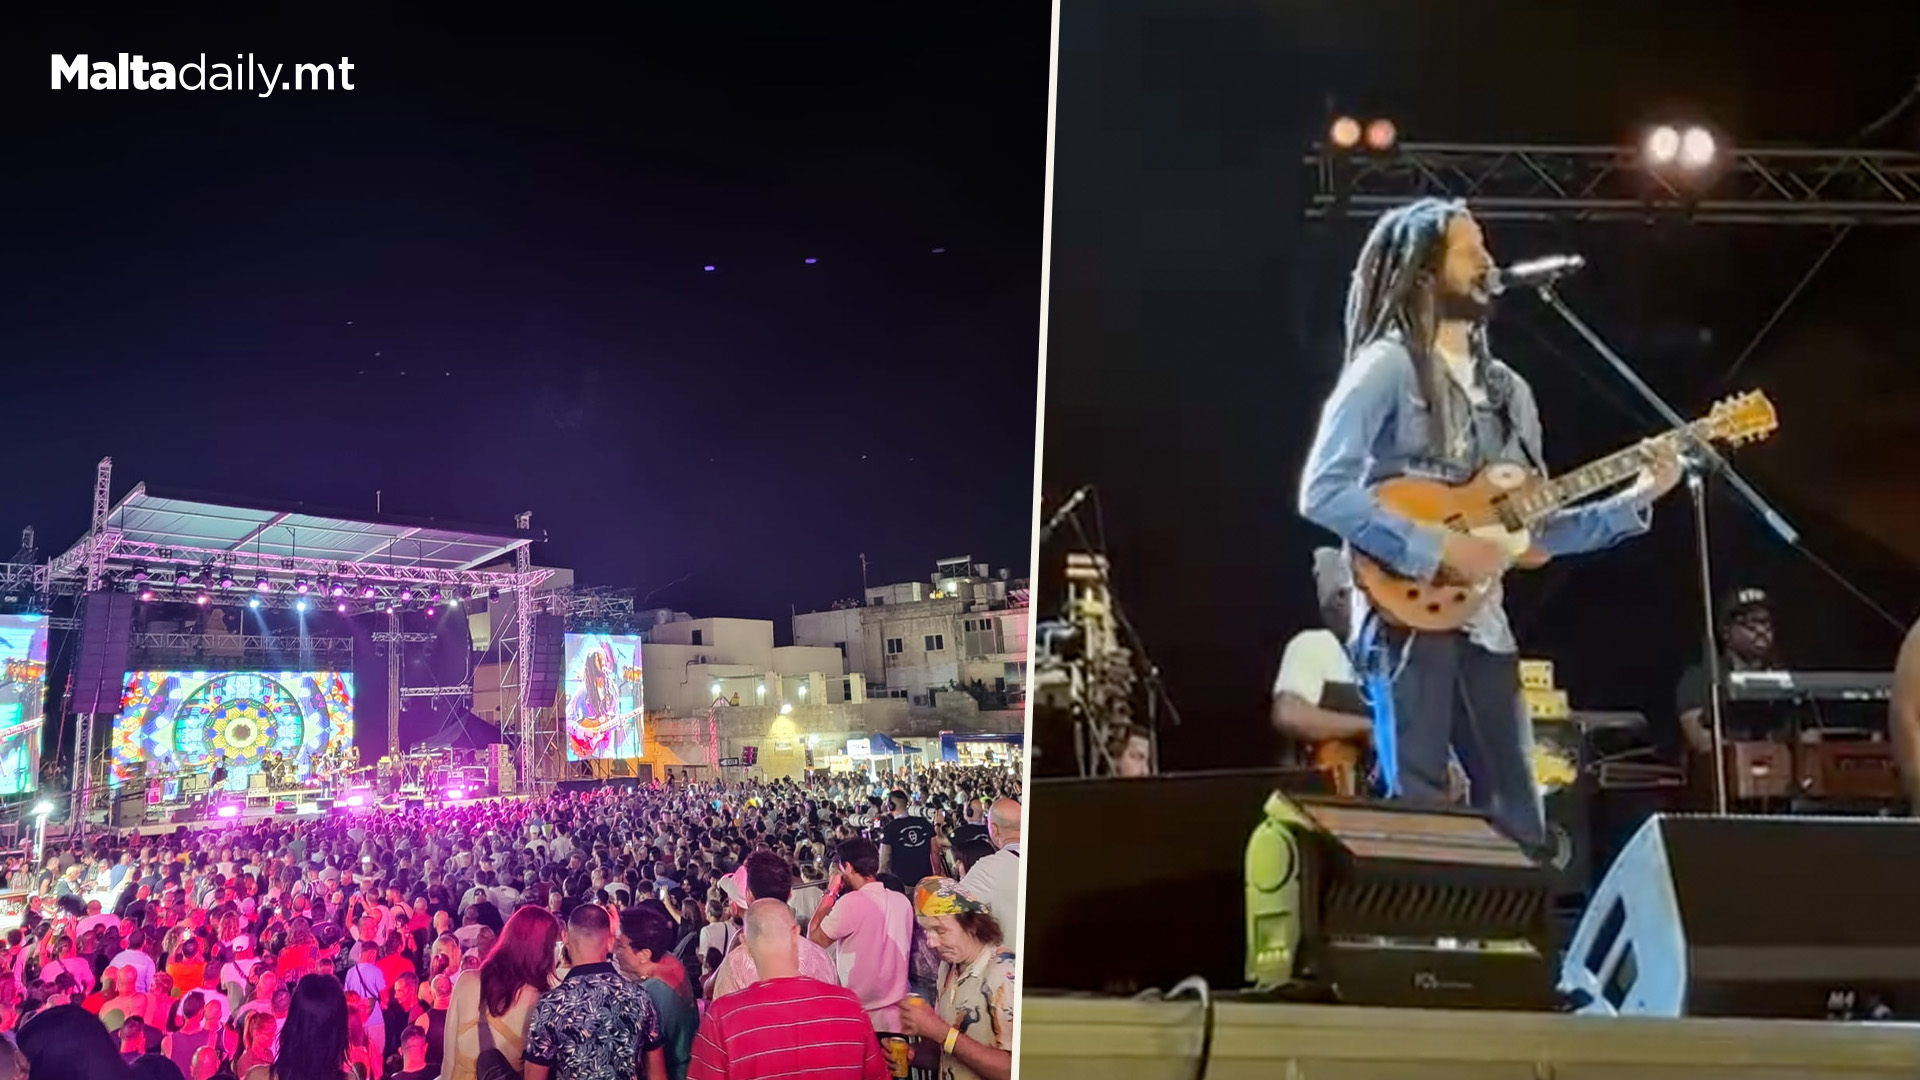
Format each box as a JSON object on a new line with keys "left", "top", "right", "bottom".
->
{"left": 399, "top": 588, "right": 414, "bottom": 602}
{"left": 1364, "top": 118, "right": 1397, "bottom": 151}
{"left": 175, "top": 569, "right": 191, "bottom": 587}
{"left": 138, "top": 589, "right": 154, "bottom": 602}
{"left": 295, "top": 577, "right": 310, "bottom": 594}
{"left": 488, "top": 587, "right": 501, "bottom": 601}
{"left": 429, "top": 587, "right": 443, "bottom": 602}
{"left": 255, "top": 575, "right": 270, "bottom": 592}
{"left": 448, "top": 597, "right": 460, "bottom": 608}
{"left": 220, "top": 573, "right": 237, "bottom": 590}
{"left": 424, "top": 605, "right": 436, "bottom": 617}
{"left": 196, "top": 593, "right": 211, "bottom": 606}
{"left": 330, "top": 582, "right": 346, "bottom": 597}
{"left": 248, "top": 597, "right": 261, "bottom": 610}
{"left": 1679, "top": 126, "right": 1716, "bottom": 168}
{"left": 361, "top": 583, "right": 377, "bottom": 599}
{"left": 132, "top": 568, "right": 149, "bottom": 582}
{"left": 337, "top": 601, "right": 349, "bottom": 614}
{"left": 1646, "top": 124, "right": 1681, "bottom": 165}
{"left": 1330, "top": 115, "right": 1363, "bottom": 150}
{"left": 295, "top": 599, "right": 310, "bottom": 613}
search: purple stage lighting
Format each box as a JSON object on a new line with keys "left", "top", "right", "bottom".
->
{"left": 345, "top": 794, "right": 365, "bottom": 807}
{"left": 220, "top": 573, "right": 236, "bottom": 589}
{"left": 336, "top": 602, "right": 348, "bottom": 613}
{"left": 361, "top": 583, "right": 376, "bottom": 599}
{"left": 255, "top": 575, "right": 270, "bottom": 592}
{"left": 138, "top": 589, "right": 154, "bottom": 601}
{"left": 446, "top": 788, "right": 464, "bottom": 800}
{"left": 399, "top": 588, "right": 413, "bottom": 602}
{"left": 132, "top": 569, "right": 149, "bottom": 582}
{"left": 424, "top": 606, "right": 436, "bottom": 617}
{"left": 174, "top": 570, "right": 191, "bottom": 587}
{"left": 216, "top": 804, "right": 240, "bottom": 819}
{"left": 295, "top": 578, "right": 310, "bottom": 594}
{"left": 703, "top": 265, "right": 715, "bottom": 272}
{"left": 196, "top": 593, "right": 211, "bottom": 606}
{"left": 805, "top": 257, "right": 817, "bottom": 264}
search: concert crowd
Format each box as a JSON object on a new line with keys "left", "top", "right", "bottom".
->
{"left": 0, "top": 763, "right": 1022, "bottom": 1080}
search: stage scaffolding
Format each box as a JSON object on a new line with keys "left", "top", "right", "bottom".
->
{"left": 22, "top": 459, "right": 557, "bottom": 830}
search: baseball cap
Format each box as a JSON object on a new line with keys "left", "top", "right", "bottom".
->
{"left": 1720, "top": 587, "right": 1771, "bottom": 624}
{"left": 718, "top": 866, "right": 748, "bottom": 909}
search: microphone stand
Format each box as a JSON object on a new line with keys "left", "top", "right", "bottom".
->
{"left": 1057, "top": 497, "right": 1186, "bottom": 776}
{"left": 1531, "top": 284, "right": 1801, "bottom": 816}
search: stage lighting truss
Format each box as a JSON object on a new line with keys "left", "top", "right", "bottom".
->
{"left": 1305, "top": 142, "right": 1920, "bottom": 225}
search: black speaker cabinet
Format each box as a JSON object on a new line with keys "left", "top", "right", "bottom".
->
{"left": 526, "top": 613, "right": 566, "bottom": 702}
{"left": 1562, "top": 814, "right": 1920, "bottom": 1020}
{"left": 71, "top": 591, "right": 135, "bottom": 714}
{"left": 1024, "top": 768, "right": 1330, "bottom": 995}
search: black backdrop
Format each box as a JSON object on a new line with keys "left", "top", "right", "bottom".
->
{"left": 1040, "top": 0, "right": 1920, "bottom": 772}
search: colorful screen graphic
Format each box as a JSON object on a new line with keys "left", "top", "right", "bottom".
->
{"left": 564, "top": 634, "right": 644, "bottom": 760}
{"left": 110, "top": 670, "right": 354, "bottom": 789}
{"left": 0, "top": 615, "right": 49, "bottom": 796}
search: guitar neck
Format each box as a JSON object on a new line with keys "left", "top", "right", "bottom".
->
{"left": 1509, "top": 425, "right": 1696, "bottom": 523}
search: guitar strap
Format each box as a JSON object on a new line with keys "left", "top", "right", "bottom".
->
{"left": 1352, "top": 612, "right": 1401, "bottom": 798}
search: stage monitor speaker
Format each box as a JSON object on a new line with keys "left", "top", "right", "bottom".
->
{"left": 1561, "top": 814, "right": 1920, "bottom": 1020}
{"left": 1280, "top": 795, "right": 1558, "bottom": 1010}
{"left": 112, "top": 791, "right": 148, "bottom": 828}
{"left": 1024, "top": 768, "right": 1331, "bottom": 995}
{"left": 71, "top": 591, "right": 135, "bottom": 714}
{"left": 526, "top": 613, "right": 566, "bottom": 703}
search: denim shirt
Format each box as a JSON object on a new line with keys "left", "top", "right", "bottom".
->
{"left": 1298, "top": 336, "right": 1651, "bottom": 653}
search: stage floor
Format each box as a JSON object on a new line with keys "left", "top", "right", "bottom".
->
{"left": 1020, "top": 995, "right": 1920, "bottom": 1080}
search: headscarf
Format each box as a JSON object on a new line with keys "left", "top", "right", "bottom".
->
{"left": 912, "top": 877, "right": 989, "bottom": 919}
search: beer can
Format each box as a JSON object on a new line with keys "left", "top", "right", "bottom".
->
{"left": 882, "top": 1037, "right": 911, "bottom": 1079}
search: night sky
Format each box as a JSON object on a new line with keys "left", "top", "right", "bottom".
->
{"left": 6, "top": 12, "right": 1049, "bottom": 627}
{"left": 1044, "top": 0, "right": 1920, "bottom": 770}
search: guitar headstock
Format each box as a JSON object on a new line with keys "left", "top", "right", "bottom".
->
{"left": 1701, "top": 390, "right": 1778, "bottom": 447}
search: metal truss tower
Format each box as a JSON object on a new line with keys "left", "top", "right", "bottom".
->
{"left": 1305, "top": 143, "right": 1920, "bottom": 225}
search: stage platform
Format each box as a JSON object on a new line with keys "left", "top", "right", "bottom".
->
{"left": 1020, "top": 995, "right": 1920, "bottom": 1080}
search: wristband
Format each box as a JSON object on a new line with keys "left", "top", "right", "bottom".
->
{"left": 942, "top": 1026, "right": 960, "bottom": 1055}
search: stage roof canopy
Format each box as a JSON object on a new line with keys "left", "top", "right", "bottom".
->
{"left": 87, "top": 483, "right": 532, "bottom": 571}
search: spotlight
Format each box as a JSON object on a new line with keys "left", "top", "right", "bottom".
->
{"left": 220, "top": 573, "right": 236, "bottom": 590}
{"left": 429, "top": 587, "right": 443, "bottom": 603}
{"left": 804, "top": 257, "right": 817, "bottom": 265}
{"left": 255, "top": 575, "right": 270, "bottom": 592}
{"left": 330, "top": 581, "right": 346, "bottom": 597}
{"left": 197, "top": 593, "right": 211, "bottom": 606}
{"left": 1679, "top": 126, "right": 1716, "bottom": 169}
{"left": 317, "top": 574, "right": 331, "bottom": 593}
{"left": 449, "top": 597, "right": 460, "bottom": 608}
{"left": 1364, "top": 118, "right": 1397, "bottom": 151}
{"left": 361, "top": 583, "right": 377, "bottom": 599}
{"left": 1329, "top": 115, "right": 1363, "bottom": 150}
{"left": 216, "top": 804, "right": 240, "bottom": 819}
{"left": 175, "top": 569, "right": 191, "bottom": 587}
{"left": 1645, "top": 124, "right": 1681, "bottom": 165}
{"left": 248, "top": 597, "right": 261, "bottom": 610}
{"left": 138, "top": 589, "right": 154, "bottom": 602}
{"left": 399, "top": 588, "right": 414, "bottom": 602}
{"left": 446, "top": 788, "right": 465, "bottom": 800}
{"left": 345, "top": 794, "right": 365, "bottom": 807}
{"left": 295, "top": 599, "right": 309, "bottom": 613}
{"left": 488, "top": 587, "right": 500, "bottom": 601}
{"left": 336, "top": 602, "right": 348, "bottom": 614}
{"left": 295, "top": 577, "right": 309, "bottom": 594}
{"left": 424, "top": 606, "right": 436, "bottom": 617}
{"left": 132, "top": 569, "right": 149, "bottom": 582}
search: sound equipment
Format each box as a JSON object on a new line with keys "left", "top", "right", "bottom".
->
{"left": 1353, "top": 392, "right": 1776, "bottom": 631}
{"left": 1276, "top": 796, "right": 1558, "bottom": 1010}
{"left": 71, "top": 591, "right": 135, "bottom": 713}
{"left": 1727, "top": 670, "right": 1894, "bottom": 703}
{"left": 1562, "top": 814, "right": 1920, "bottom": 1020}
{"left": 1024, "top": 769, "right": 1331, "bottom": 995}
{"left": 526, "top": 613, "right": 565, "bottom": 703}
{"left": 112, "top": 790, "right": 148, "bottom": 828}
{"left": 1795, "top": 735, "right": 1901, "bottom": 801}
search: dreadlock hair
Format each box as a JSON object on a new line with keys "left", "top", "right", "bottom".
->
{"left": 1342, "top": 197, "right": 1489, "bottom": 458}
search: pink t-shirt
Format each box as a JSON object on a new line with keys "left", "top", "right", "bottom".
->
{"left": 719, "top": 933, "right": 839, "bottom": 995}
{"left": 818, "top": 882, "right": 912, "bottom": 1032}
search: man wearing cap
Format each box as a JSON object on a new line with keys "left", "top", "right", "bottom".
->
{"left": 711, "top": 853, "right": 838, "bottom": 999}
{"left": 1271, "top": 549, "right": 1375, "bottom": 787}
{"left": 1674, "top": 587, "right": 1780, "bottom": 757}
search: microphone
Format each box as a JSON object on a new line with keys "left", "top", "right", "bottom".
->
{"left": 1040, "top": 485, "right": 1094, "bottom": 542}
{"left": 1489, "top": 254, "right": 1586, "bottom": 295}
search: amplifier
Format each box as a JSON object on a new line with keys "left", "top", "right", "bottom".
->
{"left": 1796, "top": 737, "right": 1901, "bottom": 801}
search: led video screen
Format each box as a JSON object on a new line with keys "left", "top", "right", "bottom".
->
{"left": 0, "top": 614, "right": 49, "bottom": 795}
{"left": 110, "top": 670, "right": 354, "bottom": 789}
{"left": 564, "top": 633, "right": 644, "bottom": 760}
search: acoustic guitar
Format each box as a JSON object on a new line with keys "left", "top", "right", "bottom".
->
{"left": 1354, "top": 390, "right": 1777, "bottom": 632}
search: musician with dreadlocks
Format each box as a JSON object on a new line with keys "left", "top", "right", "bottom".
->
{"left": 1297, "top": 198, "right": 1683, "bottom": 857}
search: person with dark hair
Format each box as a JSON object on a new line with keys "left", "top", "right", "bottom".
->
{"left": 1299, "top": 197, "right": 1682, "bottom": 855}
{"left": 876, "top": 793, "right": 932, "bottom": 887}
{"left": 263, "top": 975, "right": 350, "bottom": 1080}
{"left": 522, "top": 905, "right": 663, "bottom": 1080}
{"left": 613, "top": 907, "right": 696, "bottom": 1080}
{"left": 391, "top": 1028, "right": 432, "bottom": 1080}
{"left": 709, "top": 856, "right": 837, "bottom": 1000}
{"left": 807, "top": 839, "right": 911, "bottom": 1033}
{"left": 442, "top": 906, "right": 559, "bottom": 1080}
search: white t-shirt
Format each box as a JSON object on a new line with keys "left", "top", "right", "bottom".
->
{"left": 1272, "top": 628, "right": 1357, "bottom": 705}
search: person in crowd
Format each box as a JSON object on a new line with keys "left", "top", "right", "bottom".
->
{"left": 521, "top": 905, "right": 665, "bottom": 1080}
{"left": 710, "top": 857, "right": 838, "bottom": 999}
{"left": 899, "top": 880, "right": 1014, "bottom": 1080}
{"left": 20, "top": 1004, "right": 133, "bottom": 1080}
{"left": 267, "top": 975, "right": 352, "bottom": 1080}
{"left": 687, "top": 901, "right": 887, "bottom": 1080}
{"left": 613, "top": 907, "right": 697, "bottom": 1080}
{"left": 877, "top": 793, "right": 934, "bottom": 886}
{"left": 807, "top": 839, "right": 912, "bottom": 1034}
{"left": 440, "top": 907, "right": 558, "bottom": 1080}
{"left": 392, "top": 1029, "right": 434, "bottom": 1080}
{"left": 956, "top": 800, "right": 1021, "bottom": 952}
